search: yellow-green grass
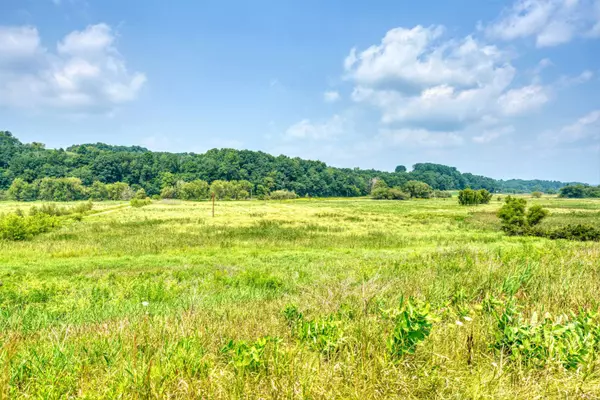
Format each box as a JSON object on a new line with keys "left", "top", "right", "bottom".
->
{"left": 1, "top": 198, "right": 600, "bottom": 398}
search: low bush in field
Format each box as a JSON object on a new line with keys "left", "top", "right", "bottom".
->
{"left": 371, "top": 187, "right": 410, "bottom": 200}
{"left": 492, "top": 299, "right": 600, "bottom": 369}
{"left": 531, "top": 224, "right": 600, "bottom": 241}
{"left": 0, "top": 212, "right": 60, "bottom": 241}
{"left": 433, "top": 190, "right": 452, "bottom": 198}
{"left": 268, "top": 190, "right": 298, "bottom": 200}
{"left": 498, "top": 197, "right": 600, "bottom": 241}
{"left": 498, "top": 196, "right": 548, "bottom": 235}
{"left": 531, "top": 191, "right": 543, "bottom": 198}
{"left": 458, "top": 188, "right": 492, "bottom": 205}
{"left": 29, "top": 201, "right": 93, "bottom": 217}
{"left": 130, "top": 197, "right": 152, "bottom": 208}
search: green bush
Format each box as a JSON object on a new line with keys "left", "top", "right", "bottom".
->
{"left": 458, "top": 188, "right": 492, "bottom": 205}
{"left": 0, "top": 213, "right": 60, "bottom": 241}
{"left": 269, "top": 190, "right": 298, "bottom": 200}
{"left": 433, "top": 190, "right": 452, "bottom": 198}
{"left": 134, "top": 188, "right": 147, "bottom": 199}
{"left": 371, "top": 187, "right": 409, "bottom": 200}
{"left": 531, "top": 224, "right": 600, "bottom": 241}
{"left": 130, "top": 198, "right": 152, "bottom": 208}
{"left": 531, "top": 191, "right": 543, "bottom": 198}
{"left": 403, "top": 181, "right": 433, "bottom": 199}
{"left": 497, "top": 196, "right": 548, "bottom": 235}
{"left": 29, "top": 201, "right": 93, "bottom": 217}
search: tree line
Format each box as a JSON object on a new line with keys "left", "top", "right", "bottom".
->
{"left": 0, "top": 131, "right": 583, "bottom": 200}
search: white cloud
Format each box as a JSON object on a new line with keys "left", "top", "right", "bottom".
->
{"left": 485, "top": 0, "right": 600, "bottom": 47}
{"left": 323, "top": 91, "right": 340, "bottom": 103}
{"left": 345, "top": 26, "right": 508, "bottom": 92}
{"left": 378, "top": 128, "right": 464, "bottom": 148}
{"left": 498, "top": 85, "right": 550, "bottom": 115}
{"left": 472, "top": 126, "right": 515, "bottom": 143}
{"left": 0, "top": 23, "right": 146, "bottom": 113}
{"left": 540, "top": 109, "right": 600, "bottom": 144}
{"left": 285, "top": 115, "right": 347, "bottom": 140}
{"left": 344, "top": 25, "right": 553, "bottom": 133}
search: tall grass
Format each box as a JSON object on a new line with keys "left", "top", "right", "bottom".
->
{"left": 0, "top": 198, "right": 599, "bottom": 398}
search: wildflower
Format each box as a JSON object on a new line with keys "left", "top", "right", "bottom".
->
{"left": 463, "top": 316, "right": 472, "bottom": 322}
{"left": 455, "top": 320, "right": 464, "bottom": 326}
{"left": 142, "top": 301, "right": 149, "bottom": 307}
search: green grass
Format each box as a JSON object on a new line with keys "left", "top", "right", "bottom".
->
{"left": 1, "top": 197, "right": 600, "bottom": 398}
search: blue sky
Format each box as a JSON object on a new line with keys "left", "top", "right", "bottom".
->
{"left": 1, "top": 0, "right": 599, "bottom": 183}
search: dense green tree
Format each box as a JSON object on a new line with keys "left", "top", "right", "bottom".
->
{"left": 0, "top": 132, "right": 583, "bottom": 199}
{"left": 403, "top": 181, "right": 433, "bottom": 199}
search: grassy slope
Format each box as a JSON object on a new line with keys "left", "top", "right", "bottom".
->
{"left": 1, "top": 197, "right": 600, "bottom": 398}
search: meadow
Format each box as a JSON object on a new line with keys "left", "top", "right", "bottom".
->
{"left": 1, "top": 196, "right": 600, "bottom": 399}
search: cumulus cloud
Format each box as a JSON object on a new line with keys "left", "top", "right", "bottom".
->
{"left": 0, "top": 23, "right": 146, "bottom": 113}
{"left": 323, "top": 91, "right": 340, "bottom": 103}
{"left": 485, "top": 0, "right": 600, "bottom": 47}
{"left": 285, "top": 115, "right": 347, "bottom": 140}
{"left": 344, "top": 25, "right": 549, "bottom": 135}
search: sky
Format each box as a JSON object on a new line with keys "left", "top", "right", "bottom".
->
{"left": 1, "top": 0, "right": 599, "bottom": 183}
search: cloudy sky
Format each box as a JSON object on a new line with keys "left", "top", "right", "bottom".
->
{"left": 1, "top": 0, "right": 599, "bottom": 182}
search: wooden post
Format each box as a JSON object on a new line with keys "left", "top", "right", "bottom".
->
{"left": 212, "top": 193, "right": 215, "bottom": 217}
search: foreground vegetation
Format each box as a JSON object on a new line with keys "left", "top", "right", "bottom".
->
{"left": 1, "top": 197, "right": 600, "bottom": 398}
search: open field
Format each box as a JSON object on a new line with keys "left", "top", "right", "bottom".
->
{"left": 1, "top": 197, "right": 600, "bottom": 398}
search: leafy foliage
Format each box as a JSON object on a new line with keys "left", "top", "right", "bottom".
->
{"left": 268, "top": 190, "right": 298, "bottom": 200}
{"left": 383, "top": 298, "right": 435, "bottom": 358}
{"left": 0, "top": 212, "right": 60, "bottom": 241}
{"left": 0, "top": 132, "right": 580, "bottom": 200}
{"left": 220, "top": 337, "right": 282, "bottom": 373}
{"left": 560, "top": 185, "right": 600, "bottom": 198}
{"left": 458, "top": 188, "right": 492, "bottom": 205}
{"left": 492, "top": 300, "right": 600, "bottom": 369}
{"left": 497, "top": 196, "right": 548, "bottom": 235}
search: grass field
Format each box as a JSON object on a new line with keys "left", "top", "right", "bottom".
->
{"left": 1, "top": 197, "right": 600, "bottom": 399}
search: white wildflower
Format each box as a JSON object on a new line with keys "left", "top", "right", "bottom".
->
{"left": 142, "top": 301, "right": 149, "bottom": 307}
{"left": 463, "top": 316, "right": 472, "bottom": 322}
{"left": 455, "top": 320, "right": 464, "bottom": 326}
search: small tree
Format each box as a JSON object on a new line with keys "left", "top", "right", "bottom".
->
{"left": 531, "top": 191, "right": 543, "bottom": 198}
{"left": 497, "top": 196, "right": 548, "bottom": 235}
{"left": 403, "top": 181, "right": 432, "bottom": 199}
{"left": 134, "top": 188, "right": 147, "bottom": 199}
{"left": 458, "top": 188, "right": 491, "bottom": 205}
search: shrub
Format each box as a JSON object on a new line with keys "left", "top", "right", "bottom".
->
{"left": 0, "top": 213, "right": 60, "bottom": 241}
{"left": 29, "top": 201, "right": 93, "bottom": 217}
{"left": 433, "top": 190, "right": 452, "bottom": 198}
{"left": 458, "top": 188, "right": 492, "bottom": 205}
{"left": 269, "top": 190, "right": 298, "bottom": 200}
{"left": 372, "top": 187, "right": 409, "bottom": 200}
{"left": 403, "top": 181, "right": 433, "bottom": 199}
{"left": 498, "top": 197, "right": 548, "bottom": 236}
{"left": 134, "top": 188, "right": 147, "bottom": 199}
{"left": 531, "top": 224, "right": 600, "bottom": 241}
{"left": 106, "top": 182, "right": 134, "bottom": 201}
{"left": 130, "top": 198, "right": 152, "bottom": 208}
{"left": 531, "top": 191, "right": 543, "bottom": 198}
